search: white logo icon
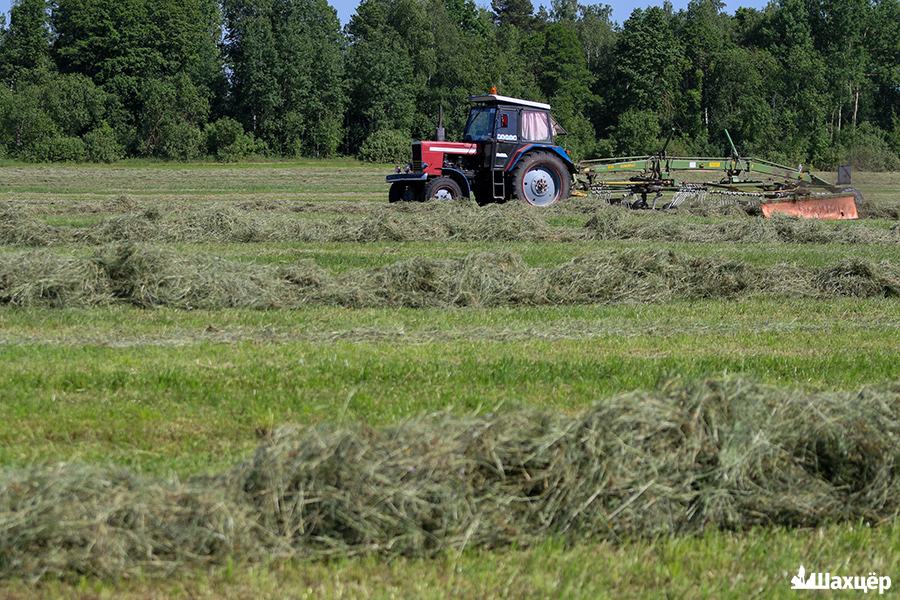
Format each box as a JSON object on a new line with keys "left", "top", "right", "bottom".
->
{"left": 791, "top": 565, "right": 891, "bottom": 594}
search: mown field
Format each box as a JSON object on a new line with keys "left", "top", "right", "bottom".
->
{"left": 0, "top": 161, "right": 898, "bottom": 598}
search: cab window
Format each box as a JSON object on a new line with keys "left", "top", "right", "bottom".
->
{"left": 463, "top": 107, "right": 496, "bottom": 141}
{"left": 521, "top": 110, "right": 551, "bottom": 142}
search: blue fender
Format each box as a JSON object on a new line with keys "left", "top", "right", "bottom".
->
{"left": 504, "top": 145, "right": 576, "bottom": 174}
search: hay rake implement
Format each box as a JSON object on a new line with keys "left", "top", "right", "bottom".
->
{"left": 577, "top": 130, "right": 861, "bottom": 219}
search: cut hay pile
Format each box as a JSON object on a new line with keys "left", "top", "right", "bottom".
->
{"left": 329, "top": 252, "right": 539, "bottom": 308}
{"left": 584, "top": 208, "right": 900, "bottom": 245}
{"left": 542, "top": 251, "right": 756, "bottom": 303}
{"left": 90, "top": 205, "right": 304, "bottom": 244}
{"left": 0, "top": 206, "right": 61, "bottom": 247}
{"left": 1, "top": 246, "right": 898, "bottom": 308}
{"left": 96, "top": 244, "right": 292, "bottom": 309}
{"left": 1, "top": 379, "right": 898, "bottom": 580}
{"left": 0, "top": 250, "right": 110, "bottom": 307}
{"left": 445, "top": 205, "right": 557, "bottom": 241}
{"left": 289, "top": 204, "right": 560, "bottom": 243}
{"left": 0, "top": 465, "right": 254, "bottom": 579}
{"left": 5, "top": 201, "right": 896, "bottom": 247}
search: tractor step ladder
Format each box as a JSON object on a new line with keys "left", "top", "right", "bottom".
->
{"left": 492, "top": 169, "right": 505, "bottom": 200}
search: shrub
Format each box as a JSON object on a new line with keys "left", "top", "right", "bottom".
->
{"left": 592, "top": 138, "right": 615, "bottom": 157}
{"left": 41, "top": 74, "right": 108, "bottom": 137}
{"left": 205, "top": 118, "right": 263, "bottom": 162}
{"left": 83, "top": 123, "right": 124, "bottom": 163}
{"left": 31, "top": 135, "right": 86, "bottom": 162}
{"left": 158, "top": 120, "right": 203, "bottom": 161}
{"left": 358, "top": 129, "right": 410, "bottom": 163}
{"left": 844, "top": 123, "right": 900, "bottom": 171}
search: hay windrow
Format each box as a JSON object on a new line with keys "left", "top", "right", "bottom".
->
{"left": 327, "top": 252, "right": 539, "bottom": 308}
{"left": 0, "top": 465, "right": 256, "bottom": 580}
{"left": 0, "top": 250, "right": 110, "bottom": 307}
{"left": 1, "top": 379, "right": 898, "bottom": 580}
{"left": 1, "top": 245, "right": 898, "bottom": 308}
{"left": 0, "top": 206, "right": 62, "bottom": 246}
{"left": 96, "top": 244, "right": 294, "bottom": 309}
{"left": 2, "top": 200, "right": 897, "bottom": 246}
{"left": 584, "top": 208, "right": 900, "bottom": 245}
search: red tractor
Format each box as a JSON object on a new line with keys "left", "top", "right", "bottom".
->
{"left": 386, "top": 93, "right": 576, "bottom": 206}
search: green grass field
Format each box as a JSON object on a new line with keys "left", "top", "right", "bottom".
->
{"left": 1, "top": 161, "right": 897, "bottom": 597}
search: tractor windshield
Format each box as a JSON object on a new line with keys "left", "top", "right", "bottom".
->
{"left": 463, "top": 107, "right": 496, "bottom": 141}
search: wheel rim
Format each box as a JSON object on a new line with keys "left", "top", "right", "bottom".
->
{"left": 522, "top": 167, "right": 560, "bottom": 206}
{"left": 431, "top": 187, "right": 454, "bottom": 201}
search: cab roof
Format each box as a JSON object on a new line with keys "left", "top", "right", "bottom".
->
{"left": 468, "top": 94, "right": 552, "bottom": 111}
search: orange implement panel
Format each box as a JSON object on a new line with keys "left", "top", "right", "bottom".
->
{"left": 761, "top": 195, "right": 859, "bottom": 220}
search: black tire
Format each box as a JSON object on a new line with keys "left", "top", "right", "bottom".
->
{"left": 389, "top": 182, "right": 422, "bottom": 203}
{"left": 510, "top": 151, "right": 571, "bottom": 207}
{"left": 389, "top": 182, "right": 406, "bottom": 203}
{"left": 424, "top": 176, "right": 463, "bottom": 201}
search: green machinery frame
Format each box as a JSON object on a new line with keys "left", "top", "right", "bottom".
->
{"left": 577, "top": 130, "right": 844, "bottom": 205}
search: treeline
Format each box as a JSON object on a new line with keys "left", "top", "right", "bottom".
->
{"left": 0, "top": 0, "right": 897, "bottom": 168}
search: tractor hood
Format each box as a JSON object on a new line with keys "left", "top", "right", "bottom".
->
{"left": 414, "top": 141, "right": 478, "bottom": 175}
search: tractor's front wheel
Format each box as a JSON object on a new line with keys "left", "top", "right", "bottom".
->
{"left": 389, "top": 182, "right": 422, "bottom": 203}
{"left": 424, "top": 177, "right": 463, "bottom": 201}
{"left": 511, "top": 151, "right": 570, "bottom": 207}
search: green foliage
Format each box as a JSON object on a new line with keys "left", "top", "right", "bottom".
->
{"left": 614, "top": 110, "right": 661, "bottom": 155}
{"left": 137, "top": 76, "right": 209, "bottom": 158}
{"left": 0, "top": 0, "right": 53, "bottom": 84}
{"left": 538, "top": 22, "right": 596, "bottom": 159}
{"left": 41, "top": 74, "right": 109, "bottom": 137}
{"left": 612, "top": 7, "right": 683, "bottom": 121}
{"left": 358, "top": 129, "right": 411, "bottom": 163}
{"left": 841, "top": 123, "right": 900, "bottom": 171}
{"left": 223, "top": 0, "right": 345, "bottom": 157}
{"left": 345, "top": 29, "right": 417, "bottom": 150}
{"left": 83, "top": 123, "right": 125, "bottom": 163}
{"left": 31, "top": 135, "right": 86, "bottom": 162}
{"left": 157, "top": 121, "right": 204, "bottom": 161}
{"left": 51, "top": 0, "right": 223, "bottom": 156}
{"left": 205, "top": 117, "right": 263, "bottom": 162}
{"left": 491, "top": 0, "right": 534, "bottom": 28}
{"left": 0, "top": 0, "right": 894, "bottom": 165}
{"left": 0, "top": 85, "right": 53, "bottom": 157}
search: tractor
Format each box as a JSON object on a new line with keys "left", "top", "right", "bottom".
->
{"left": 386, "top": 91, "right": 576, "bottom": 206}
{"left": 386, "top": 91, "right": 862, "bottom": 219}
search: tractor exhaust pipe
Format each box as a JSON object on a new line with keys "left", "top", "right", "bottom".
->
{"left": 435, "top": 105, "right": 445, "bottom": 142}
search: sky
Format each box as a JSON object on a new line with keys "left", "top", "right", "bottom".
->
{"left": 0, "top": 0, "right": 768, "bottom": 29}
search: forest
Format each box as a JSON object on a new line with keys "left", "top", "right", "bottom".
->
{"left": 0, "top": 0, "right": 897, "bottom": 168}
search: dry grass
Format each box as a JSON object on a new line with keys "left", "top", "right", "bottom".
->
{"left": 0, "top": 250, "right": 111, "bottom": 307}
{"left": 2, "top": 201, "right": 897, "bottom": 247}
{"left": 584, "top": 208, "right": 900, "bottom": 244}
{"left": 1, "top": 246, "right": 898, "bottom": 309}
{"left": 1, "top": 379, "right": 897, "bottom": 581}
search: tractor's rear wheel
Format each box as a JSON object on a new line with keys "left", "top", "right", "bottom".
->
{"left": 424, "top": 177, "right": 463, "bottom": 201}
{"left": 511, "top": 151, "right": 570, "bottom": 207}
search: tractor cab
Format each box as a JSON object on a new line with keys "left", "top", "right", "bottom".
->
{"left": 387, "top": 93, "right": 575, "bottom": 206}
